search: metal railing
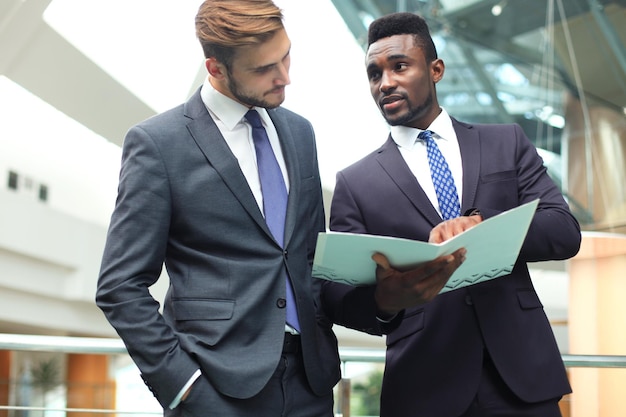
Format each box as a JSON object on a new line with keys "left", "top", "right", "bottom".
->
{"left": 2, "top": 333, "right": 626, "bottom": 416}
{"left": 3, "top": 332, "right": 626, "bottom": 368}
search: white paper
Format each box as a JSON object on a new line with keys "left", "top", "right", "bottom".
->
{"left": 313, "top": 199, "right": 538, "bottom": 293}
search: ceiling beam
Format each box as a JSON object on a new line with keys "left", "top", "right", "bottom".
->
{"left": 0, "top": 0, "right": 155, "bottom": 147}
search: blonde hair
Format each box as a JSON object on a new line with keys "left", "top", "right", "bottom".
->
{"left": 195, "top": 0, "right": 284, "bottom": 68}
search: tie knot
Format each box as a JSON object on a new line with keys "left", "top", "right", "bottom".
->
{"left": 245, "top": 109, "right": 263, "bottom": 129}
{"left": 418, "top": 130, "right": 434, "bottom": 141}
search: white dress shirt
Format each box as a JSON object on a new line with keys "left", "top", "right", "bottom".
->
{"left": 390, "top": 108, "right": 463, "bottom": 216}
{"left": 199, "top": 77, "right": 290, "bottom": 207}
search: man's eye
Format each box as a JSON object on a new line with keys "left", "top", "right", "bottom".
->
{"left": 368, "top": 71, "right": 381, "bottom": 81}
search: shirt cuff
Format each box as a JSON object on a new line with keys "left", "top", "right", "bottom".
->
{"left": 169, "top": 369, "right": 201, "bottom": 409}
{"left": 376, "top": 313, "right": 398, "bottom": 323}
{"left": 464, "top": 208, "right": 482, "bottom": 217}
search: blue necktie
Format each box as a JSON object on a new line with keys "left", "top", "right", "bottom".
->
{"left": 419, "top": 130, "right": 461, "bottom": 220}
{"left": 245, "top": 110, "right": 300, "bottom": 332}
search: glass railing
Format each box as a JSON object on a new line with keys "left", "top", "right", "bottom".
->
{"left": 1, "top": 333, "right": 626, "bottom": 417}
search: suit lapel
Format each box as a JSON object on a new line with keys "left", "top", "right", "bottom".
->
{"left": 184, "top": 90, "right": 270, "bottom": 236}
{"left": 378, "top": 119, "right": 482, "bottom": 222}
{"left": 376, "top": 136, "right": 442, "bottom": 226}
{"left": 452, "top": 118, "right": 480, "bottom": 212}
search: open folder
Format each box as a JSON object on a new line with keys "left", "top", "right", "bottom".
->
{"left": 313, "top": 199, "right": 538, "bottom": 293}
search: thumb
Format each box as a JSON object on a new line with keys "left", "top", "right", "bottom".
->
{"left": 372, "top": 252, "right": 391, "bottom": 270}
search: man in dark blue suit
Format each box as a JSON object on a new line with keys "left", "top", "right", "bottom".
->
{"left": 324, "top": 12, "right": 581, "bottom": 417}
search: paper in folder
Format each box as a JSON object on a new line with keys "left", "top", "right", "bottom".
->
{"left": 312, "top": 199, "right": 538, "bottom": 293}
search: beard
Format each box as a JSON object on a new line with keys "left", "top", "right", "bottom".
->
{"left": 382, "top": 90, "right": 434, "bottom": 127}
{"left": 227, "top": 76, "right": 283, "bottom": 109}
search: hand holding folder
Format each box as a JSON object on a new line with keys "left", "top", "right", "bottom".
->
{"left": 313, "top": 199, "right": 539, "bottom": 294}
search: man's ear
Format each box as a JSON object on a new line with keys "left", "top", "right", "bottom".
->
{"left": 431, "top": 58, "right": 445, "bottom": 83}
{"left": 205, "top": 57, "right": 226, "bottom": 80}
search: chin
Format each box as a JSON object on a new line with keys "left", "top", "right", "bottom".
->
{"left": 379, "top": 109, "right": 402, "bottom": 126}
{"left": 258, "top": 95, "right": 284, "bottom": 110}
{"left": 384, "top": 115, "right": 403, "bottom": 126}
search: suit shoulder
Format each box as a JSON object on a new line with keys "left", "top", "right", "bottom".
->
{"left": 454, "top": 118, "right": 523, "bottom": 134}
{"left": 271, "top": 106, "right": 311, "bottom": 126}
{"left": 131, "top": 88, "right": 204, "bottom": 134}
{"left": 454, "top": 119, "right": 530, "bottom": 145}
{"left": 118, "top": 103, "right": 192, "bottom": 151}
{"left": 337, "top": 142, "right": 387, "bottom": 177}
{"left": 131, "top": 103, "right": 186, "bottom": 133}
{"left": 270, "top": 107, "right": 317, "bottom": 144}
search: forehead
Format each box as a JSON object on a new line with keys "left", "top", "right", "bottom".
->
{"left": 366, "top": 33, "right": 421, "bottom": 65}
{"left": 232, "top": 29, "right": 291, "bottom": 70}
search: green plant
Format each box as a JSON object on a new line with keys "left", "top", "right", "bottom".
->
{"left": 31, "top": 358, "right": 60, "bottom": 394}
{"left": 352, "top": 370, "right": 383, "bottom": 416}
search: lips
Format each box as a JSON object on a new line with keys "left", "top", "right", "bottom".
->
{"left": 380, "top": 94, "right": 405, "bottom": 111}
{"left": 380, "top": 94, "right": 402, "bottom": 105}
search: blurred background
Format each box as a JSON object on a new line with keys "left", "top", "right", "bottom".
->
{"left": 1, "top": 0, "right": 625, "bottom": 416}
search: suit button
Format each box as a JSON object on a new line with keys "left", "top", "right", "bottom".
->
{"left": 283, "top": 250, "right": 288, "bottom": 258}
{"left": 277, "top": 298, "right": 287, "bottom": 308}
{"left": 465, "top": 295, "right": 473, "bottom": 305}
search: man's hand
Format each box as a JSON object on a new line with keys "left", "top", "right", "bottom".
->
{"left": 373, "top": 248, "right": 466, "bottom": 317}
{"left": 429, "top": 215, "right": 482, "bottom": 244}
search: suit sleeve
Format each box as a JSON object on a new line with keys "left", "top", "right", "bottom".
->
{"left": 95, "top": 125, "right": 198, "bottom": 408}
{"left": 504, "top": 124, "right": 581, "bottom": 262}
{"left": 320, "top": 171, "right": 400, "bottom": 336}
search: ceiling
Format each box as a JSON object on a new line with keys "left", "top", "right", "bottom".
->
{"left": 0, "top": 0, "right": 203, "bottom": 148}
{"left": 1, "top": 0, "right": 624, "bottom": 228}
{"left": 2, "top": 0, "right": 624, "bottom": 155}
{"left": 331, "top": 0, "right": 626, "bottom": 155}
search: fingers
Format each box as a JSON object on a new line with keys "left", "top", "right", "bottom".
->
{"left": 429, "top": 216, "right": 482, "bottom": 243}
{"left": 373, "top": 248, "right": 467, "bottom": 315}
{"left": 372, "top": 248, "right": 466, "bottom": 282}
{"left": 403, "top": 248, "right": 466, "bottom": 283}
{"left": 402, "top": 249, "right": 466, "bottom": 303}
{"left": 429, "top": 223, "right": 447, "bottom": 243}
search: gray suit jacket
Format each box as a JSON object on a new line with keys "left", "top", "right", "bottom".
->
{"left": 96, "top": 88, "right": 340, "bottom": 408}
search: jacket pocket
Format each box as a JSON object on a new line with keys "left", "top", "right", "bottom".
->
{"left": 480, "top": 169, "right": 517, "bottom": 183}
{"left": 172, "top": 298, "right": 235, "bottom": 321}
{"left": 517, "top": 289, "right": 543, "bottom": 309}
{"left": 171, "top": 299, "right": 235, "bottom": 347}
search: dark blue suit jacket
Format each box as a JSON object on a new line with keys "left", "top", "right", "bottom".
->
{"left": 324, "top": 118, "right": 581, "bottom": 417}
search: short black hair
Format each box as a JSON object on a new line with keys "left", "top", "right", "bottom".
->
{"left": 367, "top": 12, "right": 438, "bottom": 62}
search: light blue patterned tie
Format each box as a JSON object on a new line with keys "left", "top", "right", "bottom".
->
{"left": 245, "top": 110, "right": 300, "bottom": 332}
{"left": 419, "top": 130, "right": 461, "bottom": 220}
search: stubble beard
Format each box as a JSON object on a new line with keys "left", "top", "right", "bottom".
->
{"left": 383, "top": 90, "right": 434, "bottom": 127}
{"left": 228, "top": 77, "right": 283, "bottom": 110}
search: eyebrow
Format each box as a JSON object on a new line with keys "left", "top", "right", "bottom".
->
{"left": 251, "top": 47, "right": 291, "bottom": 72}
{"left": 252, "top": 62, "right": 276, "bottom": 72}
{"left": 366, "top": 62, "right": 378, "bottom": 73}
{"left": 366, "top": 53, "right": 409, "bottom": 72}
{"left": 386, "top": 53, "right": 410, "bottom": 61}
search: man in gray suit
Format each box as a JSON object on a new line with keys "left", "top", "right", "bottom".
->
{"left": 96, "top": 1, "right": 344, "bottom": 415}
{"left": 97, "top": 1, "right": 467, "bottom": 415}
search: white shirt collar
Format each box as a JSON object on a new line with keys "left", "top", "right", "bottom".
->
{"left": 390, "top": 107, "right": 456, "bottom": 148}
{"left": 199, "top": 77, "right": 272, "bottom": 130}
